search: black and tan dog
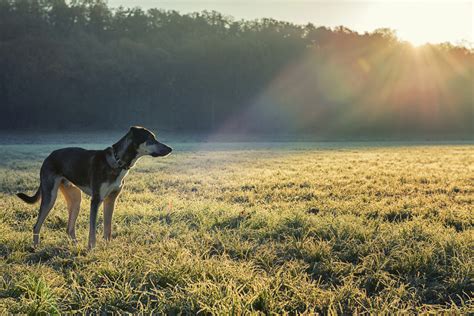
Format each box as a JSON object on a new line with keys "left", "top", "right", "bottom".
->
{"left": 17, "top": 126, "right": 172, "bottom": 249}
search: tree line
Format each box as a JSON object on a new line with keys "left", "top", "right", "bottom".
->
{"left": 0, "top": 0, "right": 472, "bottom": 138}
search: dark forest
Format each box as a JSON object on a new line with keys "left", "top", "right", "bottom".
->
{"left": 0, "top": 0, "right": 472, "bottom": 138}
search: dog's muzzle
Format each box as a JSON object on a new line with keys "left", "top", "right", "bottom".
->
{"left": 152, "top": 145, "right": 172, "bottom": 157}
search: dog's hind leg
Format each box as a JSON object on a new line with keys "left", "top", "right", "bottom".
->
{"left": 59, "top": 181, "right": 81, "bottom": 243}
{"left": 33, "top": 175, "right": 61, "bottom": 247}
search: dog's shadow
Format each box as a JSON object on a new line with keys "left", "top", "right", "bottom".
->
{"left": 25, "top": 245, "right": 85, "bottom": 269}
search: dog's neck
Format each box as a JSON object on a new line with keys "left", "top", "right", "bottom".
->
{"left": 106, "top": 135, "right": 138, "bottom": 170}
{"left": 106, "top": 146, "right": 129, "bottom": 170}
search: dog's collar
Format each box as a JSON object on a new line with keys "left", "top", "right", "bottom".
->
{"left": 106, "top": 146, "right": 130, "bottom": 170}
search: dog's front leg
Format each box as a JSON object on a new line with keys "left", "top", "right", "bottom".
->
{"left": 88, "top": 195, "right": 103, "bottom": 249}
{"left": 103, "top": 189, "right": 120, "bottom": 241}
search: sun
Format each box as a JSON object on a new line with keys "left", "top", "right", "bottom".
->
{"left": 363, "top": 1, "right": 472, "bottom": 46}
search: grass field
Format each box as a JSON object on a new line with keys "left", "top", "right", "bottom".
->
{"left": 0, "top": 140, "right": 473, "bottom": 314}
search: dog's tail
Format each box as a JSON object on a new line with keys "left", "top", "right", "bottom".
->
{"left": 17, "top": 186, "right": 41, "bottom": 204}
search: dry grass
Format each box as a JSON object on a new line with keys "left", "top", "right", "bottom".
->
{"left": 0, "top": 142, "right": 473, "bottom": 314}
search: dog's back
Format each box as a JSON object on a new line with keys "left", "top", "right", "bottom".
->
{"left": 45, "top": 148, "right": 97, "bottom": 185}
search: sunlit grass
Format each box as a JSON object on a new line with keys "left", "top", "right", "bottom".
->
{"left": 0, "top": 143, "right": 473, "bottom": 313}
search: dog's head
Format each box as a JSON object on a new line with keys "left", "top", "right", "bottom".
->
{"left": 128, "top": 126, "right": 172, "bottom": 157}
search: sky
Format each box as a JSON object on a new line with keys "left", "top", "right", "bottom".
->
{"left": 107, "top": 0, "right": 473, "bottom": 46}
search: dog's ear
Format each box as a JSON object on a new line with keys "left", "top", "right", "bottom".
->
{"left": 128, "top": 126, "right": 137, "bottom": 137}
{"left": 129, "top": 126, "right": 145, "bottom": 135}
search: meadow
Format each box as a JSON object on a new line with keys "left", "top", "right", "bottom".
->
{"left": 0, "top": 138, "right": 472, "bottom": 314}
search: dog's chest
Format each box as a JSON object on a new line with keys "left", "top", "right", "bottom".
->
{"left": 100, "top": 170, "right": 128, "bottom": 198}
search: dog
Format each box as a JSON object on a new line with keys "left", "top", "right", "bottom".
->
{"left": 16, "top": 126, "right": 172, "bottom": 249}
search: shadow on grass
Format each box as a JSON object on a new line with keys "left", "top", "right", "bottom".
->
{"left": 25, "top": 245, "right": 84, "bottom": 270}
